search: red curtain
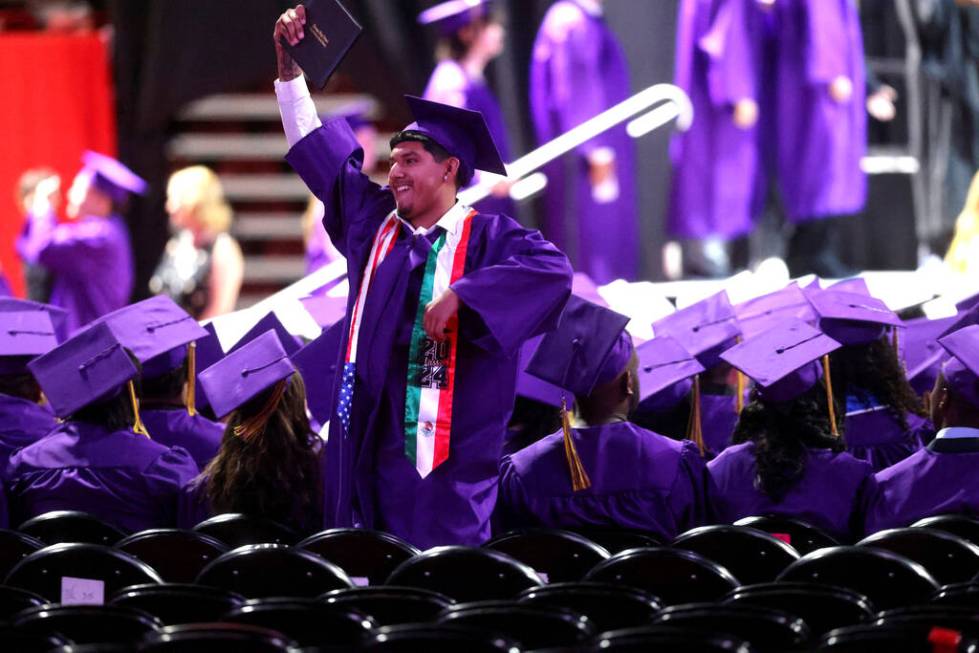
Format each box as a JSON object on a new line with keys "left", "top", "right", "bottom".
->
{"left": 0, "top": 33, "right": 116, "bottom": 297}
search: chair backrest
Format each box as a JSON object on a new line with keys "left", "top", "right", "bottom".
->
{"left": 484, "top": 529, "right": 610, "bottom": 583}
{"left": 0, "top": 628, "right": 69, "bottom": 653}
{"left": 733, "top": 515, "right": 839, "bottom": 554}
{"left": 438, "top": 600, "right": 595, "bottom": 650}
{"left": 570, "top": 528, "right": 664, "bottom": 554}
{"left": 586, "top": 625, "right": 759, "bottom": 652}
{"left": 194, "top": 544, "right": 352, "bottom": 598}
{"left": 192, "top": 513, "right": 298, "bottom": 548}
{"left": 115, "top": 529, "right": 228, "bottom": 584}
{"left": 673, "top": 525, "right": 800, "bottom": 585}
{"left": 296, "top": 528, "right": 419, "bottom": 586}
{"left": 875, "top": 605, "right": 979, "bottom": 638}
{"left": 4, "top": 542, "right": 163, "bottom": 602}
{"left": 13, "top": 604, "right": 162, "bottom": 644}
{"left": 322, "top": 586, "right": 455, "bottom": 626}
{"left": 912, "top": 514, "right": 979, "bottom": 546}
{"left": 858, "top": 527, "right": 979, "bottom": 585}
{"left": 0, "top": 529, "right": 44, "bottom": 578}
{"left": 818, "top": 623, "right": 968, "bottom": 653}
{"left": 18, "top": 510, "right": 126, "bottom": 546}
{"left": 139, "top": 622, "right": 296, "bottom": 652}
{"left": 109, "top": 582, "right": 245, "bottom": 626}
{"left": 360, "top": 623, "right": 523, "bottom": 653}
{"left": 223, "top": 597, "right": 375, "bottom": 647}
{"left": 584, "top": 547, "right": 740, "bottom": 605}
{"left": 777, "top": 546, "right": 940, "bottom": 610}
{"left": 0, "top": 584, "right": 47, "bottom": 621}
{"left": 652, "top": 603, "right": 810, "bottom": 652}
{"left": 931, "top": 582, "right": 979, "bottom": 608}
{"left": 723, "top": 581, "right": 875, "bottom": 637}
{"left": 385, "top": 546, "right": 544, "bottom": 602}
{"left": 517, "top": 581, "right": 662, "bottom": 633}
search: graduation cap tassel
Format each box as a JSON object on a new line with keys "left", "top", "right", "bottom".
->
{"left": 822, "top": 354, "right": 839, "bottom": 437}
{"left": 185, "top": 341, "right": 197, "bottom": 417}
{"left": 560, "top": 396, "right": 591, "bottom": 492}
{"left": 735, "top": 370, "right": 746, "bottom": 415}
{"left": 128, "top": 380, "right": 150, "bottom": 438}
{"left": 686, "top": 375, "right": 706, "bottom": 456}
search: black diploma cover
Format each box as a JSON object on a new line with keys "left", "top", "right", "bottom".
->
{"left": 281, "top": 0, "right": 363, "bottom": 89}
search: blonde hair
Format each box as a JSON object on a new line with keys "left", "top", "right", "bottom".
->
{"left": 167, "top": 165, "right": 232, "bottom": 235}
{"left": 946, "top": 169, "right": 979, "bottom": 276}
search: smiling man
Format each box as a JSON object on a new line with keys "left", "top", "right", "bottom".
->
{"left": 274, "top": 6, "right": 572, "bottom": 548}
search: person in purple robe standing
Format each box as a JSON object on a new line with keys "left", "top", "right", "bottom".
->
{"left": 0, "top": 270, "right": 10, "bottom": 298}
{"left": 274, "top": 7, "right": 572, "bottom": 549}
{"left": 498, "top": 298, "right": 711, "bottom": 540}
{"left": 420, "top": 0, "right": 515, "bottom": 218}
{"left": 807, "top": 288, "right": 929, "bottom": 471}
{"left": 529, "top": 0, "right": 638, "bottom": 284}
{"left": 179, "top": 330, "right": 325, "bottom": 534}
{"left": 0, "top": 310, "right": 59, "bottom": 479}
{"left": 5, "top": 322, "right": 198, "bottom": 532}
{"left": 709, "top": 318, "right": 878, "bottom": 542}
{"left": 866, "top": 324, "right": 979, "bottom": 533}
{"left": 17, "top": 152, "right": 140, "bottom": 333}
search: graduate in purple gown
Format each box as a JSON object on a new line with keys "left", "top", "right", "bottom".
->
{"left": 503, "top": 334, "right": 564, "bottom": 457}
{"left": 0, "top": 271, "right": 10, "bottom": 297}
{"left": 93, "top": 296, "right": 223, "bottom": 469}
{"left": 807, "top": 288, "right": 928, "bottom": 471}
{"left": 867, "top": 324, "right": 979, "bottom": 532}
{"left": 274, "top": 7, "right": 572, "bottom": 548}
{"left": 529, "top": 0, "right": 638, "bottom": 283}
{"left": 17, "top": 151, "right": 141, "bottom": 333}
{"left": 0, "top": 310, "right": 59, "bottom": 479}
{"left": 179, "top": 330, "right": 325, "bottom": 533}
{"left": 5, "top": 322, "right": 198, "bottom": 532}
{"left": 709, "top": 318, "right": 878, "bottom": 542}
{"left": 420, "top": 0, "right": 515, "bottom": 217}
{"left": 498, "top": 298, "right": 711, "bottom": 540}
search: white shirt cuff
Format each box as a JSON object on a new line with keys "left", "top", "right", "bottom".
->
{"left": 275, "top": 76, "right": 322, "bottom": 148}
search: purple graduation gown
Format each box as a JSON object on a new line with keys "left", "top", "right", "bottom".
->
{"left": 423, "top": 60, "right": 516, "bottom": 217}
{"left": 843, "top": 404, "right": 927, "bottom": 472}
{"left": 17, "top": 211, "right": 134, "bottom": 333}
{"left": 5, "top": 421, "right": 199, "bottom": 532}
{"left": 285, "top": 119, "right": 572, "bottom": 549}
{"left": 306, "top": 218, "right": 344, "bottom": 274}
{"left": 866, "top": 436, "right": 979, "bottom": 534}
{"left": 142, "top": 408, "right": 224, "bottom": 470}
{"left": 529, "top": 0, "right": 638, "bottom": 283}
{"left": 701, "top": 392, "right": 739, "bottom": 455}
{"left": 0, "top": 394, "right": 57, "bottom": 480}
{"left": 708, "top": 441, "right": 878, "bottom": 542}
{"left": 770, "top": 0, "right": 867, "bottom": 221}
{"left": 0, "top": 273, "right": 10, "bottom": 297}
{"left": 669, "top": 0, "right": 763, "bottom": 239}
{"left": 498, "top": 422, "right": 711, "bottom": 541}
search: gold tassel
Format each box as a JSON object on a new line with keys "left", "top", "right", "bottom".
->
{"left": 560, "top": 396, "right": 591, "bottom": 492}
{"left": 822, "top": 354, "right": 839, "bottom": 437}
{"left": 185, "top": 342, "right": 197, "bottom": 417}
{"left": 686, "top": 375, "right": 706, "bottom": 455}
{"left": 128, "top": 380, "right": 150, "bottom": 437}
{"left": 735, "top": 370, "right": 746, "bottom": 414}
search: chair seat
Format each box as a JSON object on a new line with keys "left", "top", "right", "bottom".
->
{"left": 322, "top": 586, "right": 455, "bottom": 626}
{"left": 13, "top": 604, "right": 162, "bottom": 645}
{"left": 438, "top": 601, "right": 595, "bottom": 650}
{"left": 109, "top": 582, "right": 245, "bottom": 625}
{"left": 223, "top": 597, "right": 376, "bottom": 647}
{"left": 19, "top": 510, "right": 126, "bottom": 546}
{"left": 140, "top": 622, "right": 296, "bottom": 652}
{"left": 723, "top": 581, "right": 875, "bottom": 636}
{"left": 517, "top": 581, "right": 662, "bottom": 632}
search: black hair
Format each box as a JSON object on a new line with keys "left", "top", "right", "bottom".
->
{"left": 732, "top": 383, "right": 844, "bottom": 502}
{"left": 141, "top": 359, "right": 187, "bottom": 404}
{"left": 505, "top": 396, "right": 562, "bottom": 454}
{"left": 389, "top": 131, "right": 474, "bottom": 188}
{"left": 0, "top": 372, "right": 42, "bottom": 403}
{"left": 630, "top": 398, "right": 691, "bottom": 441}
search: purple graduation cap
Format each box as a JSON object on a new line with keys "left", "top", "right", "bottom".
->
{"left": 735, "top": 283, "right": 817, "bottom": 341}
{"left": 0, "top": 298, "right": 69, "bottom": 343}
{"left": 938, "top": 302, "right": 979, "bottom": 340}
{"left": 228, "top": 312, "right": 302, "bottom": 356}
{"left": 635, "top": 335, "right": 705, "bottom": 413}
{"left": 515, "top": 334, "right": 564, "bottom": 408}
{"left": 721, "top": 318, "right": 842, "bottom": 403}
{"left": 400, "top": 96, "right": 508, "bottom": 176}
{"left": 806, "top": 288, "right": 902, "bottom": 346}
{"left": 0, "top": 311, "right": 58, "bottom": 375}
{"left": 417, "top": 0, "right": 493, "bottom": 36}
{"left": 27, "top": 322, "right": 139, "bottom": 419}
{"left": 571, "top": 272, "right": 607, "bottom": 307}
{"left": 829, "top": 276, "right": 871, "bottom": 296}
{"left": 300, "top": 294, "right": 347, "bottom": 330}
{"left": 292, "top": 320, "right": 344, "bottom": 426}
{"left": 939, "top": 324, "right": 979, "bottom": 408}
{"left": 193, "top": 322, "right": 224, "bottom": 413}
{"left": 81, "top": 150, "right": 148, "bottom": 204}
{"left": 652, "top": 291, "right": 741, "bottom": 369}
{"left": 199, "top": 330, "right": 296, "bottom": 420}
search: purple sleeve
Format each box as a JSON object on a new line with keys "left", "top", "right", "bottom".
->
{"left": 672, "top": 441, "right": 713, "bottom": 533}
{"left": 700, "top": 0, "right": 759, "bottom": 105}
{"left": 451, "top": 217, "right": 572, "bottom": 356}
{"left": 25, "top": 216, "right": 121, "bottom": 274}
{"left": 804, "top": 0, "right": 852, "bottom": 84}
{"left": 16, "top": 210, "right": 56, "bottom": 264}
{"left": 496, "top": 455, "right": 535, "bottom": 530}
{"left": 143, "top": 446, "right": 201, "bottom": 527}
{"left": 851, "top": 463, "right": 880, "bottom": 539}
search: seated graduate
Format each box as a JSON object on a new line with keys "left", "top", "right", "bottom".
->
{"left": 0, "top": 308, "right": 60, "bottom": 478}
{"left": 502, "top": 334, "right": 563, "bottom": 457}
{"left": 6, "top": 322, "right": 199, "bottom": 532}
{"left": 93, "top": 296, "right": 224, "bottom": 469}
{"left": 866, "top": 324, "right": 979, "bottom": 532}
{"left": 709, "top": 318, "right": 878, "bottom": 542}
{"left": 498, "top": 298, "right": 712, "bottom": 541}
{"left": 179, "top": 330, "right": 324, "bottom": 534}
{"left": 807, "top": 288, "right": 929, "bottom": 471}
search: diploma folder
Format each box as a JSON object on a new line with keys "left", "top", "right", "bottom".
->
{"left": 281, "top": 0, "right": 363, "bottom": 89}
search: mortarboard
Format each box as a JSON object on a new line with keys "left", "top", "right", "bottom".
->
{"left": 292, "top": 320, "right": 344, "bottom": 426}
{"left": 635, "top": 335, "right": 704, "bottom": 413}
{"left": 829, "top": 276, "right": 871, "bottom": 296}
{"left": 229, "top": 312, "right": 302, "bottom": 357}
{"left": 81, "top": 151, "right": 147, "bottom": 204}
{"left": 418, "top": 0, "right": 493, "bottom": 36}
{"left": 0, "top": 298, "right": 69, "bottom": 343}
{"left": 398, "top": 96, "right": 508, "bottom": 176}
{"left": 193, "top": 322, "right": 224, "bottom": 414}
{"left": 571, "top": 272, "right": 607, "bottom": 307}
{"left": 735, "top": 283, "right": 817, "bottom": 341}
{"left": 938, "top": 303, "right": 979, "bottom": 341}
{"left": 0, "top": 311, "right": 58, "bottom": 375}
{"left": 28, "top": 322, "right": 139, "bottom": 419}
{"left": 199, "top": 330, "right": 297, "bottom": 421}
{"left": 652, "top": 291, "right": 741, "bottom": 369}
{"left": 806, "top": 288, "right": 902, "bottom": 346}
{"left": 300, "top": 294, "right": 347, "bottom": 330}
{"left": 939, "top": 324, "right": 979, "bottom": 408}
{"left": 515, "top": 334, "right": 565, "bottom": 408}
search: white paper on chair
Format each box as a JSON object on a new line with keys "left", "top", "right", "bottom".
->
{"left": 61, "top": 576, "right": 105, "bottom": 605}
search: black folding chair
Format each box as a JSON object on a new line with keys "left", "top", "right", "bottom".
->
{"left": 296, "top": 528, "right": 419, "bottom": 586}
{"left": 652, "top": 603, "right": 810, "bottom": 653}
{"left": 13, "top": 604, "right": 162, "bottom": 645}
{"left": 222, "top": 597, "right": 375, "bottom": 648}
{"left": 322, "top": 585, "right": 454, "bottom": 626}
{"left": 115, "top": 528, "right": 228, "bottom": 584}
{"left": 109, "top": 582, "right": 245, "bottom": 625}
{"left": 912, "top": 514, "right": 979, "bottom": 546}
{"left": 673, "top": 525, "right": 800, "bottom": 584}
{"left": 438, "top": 600, "right": 594, "bottom": 650}
{"left": 723, "top": 581, "right": 874, "bottom": 636}
{"left": 517, "top": 581, "right": 662, "bottom": 632}
{"left": 194, "top": 543, "right": 352, "bottom": 598}
{"left": 587, "top": 625, "right": 759, "bottom": 652}
{"left": 18, "top": 510, "right": 126, "bottom": 545}
{"left": 858, "top": 527, "right": 979, "bottom": 585}
{"left": 192, "top": 513, "right": 297, "bottom": 548}
{"left": 359, "top": 623, "right": 522, "bottom": 653}
{"left": 139, "top": 622, "right": 296, "bottom": 652}
{"left": 734, "top": 515, "right": 839, "bottom": 554}
{"left": 0, "top": 529, "right": 44, "bottom": 578}
{"left": 484, "top": 529, "right": 610, "bottom": 583}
